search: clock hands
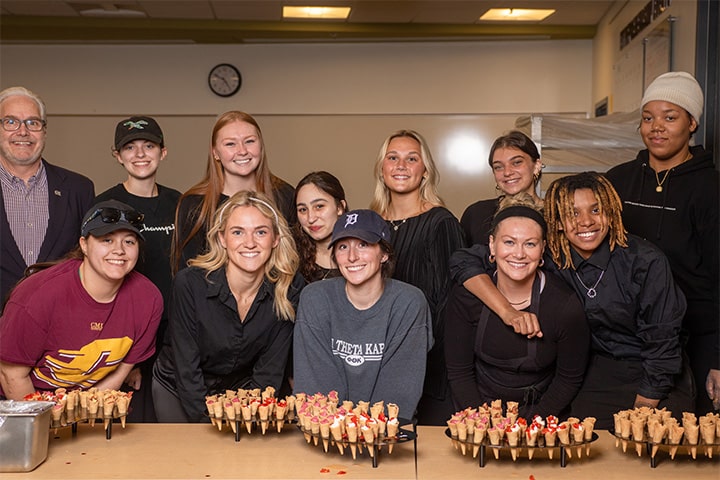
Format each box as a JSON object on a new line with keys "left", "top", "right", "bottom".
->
{"left": 209, "top": 64, "right": 241, "bottom": 96}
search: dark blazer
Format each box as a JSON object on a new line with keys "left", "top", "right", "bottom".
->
{"left": 1, "top": 159, "right": 94, "bottom": 308}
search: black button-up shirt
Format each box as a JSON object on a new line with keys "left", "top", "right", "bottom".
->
{"left": 558, "top": 237, "right": 686, "bottom": 398}
{"left": 153, "top": 266, "right": 303, "bottom": 421}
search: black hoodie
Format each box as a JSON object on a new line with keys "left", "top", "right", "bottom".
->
{"left": 605, "top": 145, "right": 719, "bottom": 336}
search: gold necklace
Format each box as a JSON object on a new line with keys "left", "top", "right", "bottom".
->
{"left": 386, "top": 206, "right": 425, "bottom": 231}
{"left": 654, "top": 151, "right": 692, "bottom": 193}
{"left": 497, "top": 283, "right": 531, "bottom": 306}
{"left": 388, "top": 218, "right": 407, "bottom": 231}
{"left": 654, "top": 169, "right": 671, "bottom": 193}
{"left": 231, "top": 283, "right": 262, "bottom": 305}
{"left": 508, "top": 298, "right": 530, "bottom": 306}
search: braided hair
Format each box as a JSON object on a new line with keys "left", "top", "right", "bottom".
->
{"left": 544, "top": 172, "right": 627, "bottom": 270}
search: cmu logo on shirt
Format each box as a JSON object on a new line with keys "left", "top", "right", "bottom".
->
{"left": 331, "top": 337, "right": 384, "bottom": 366}
{"left": 33, "top": 337, "right": 133, "bottom": 389}
{"left": 90, "top": 322, "right": 104, "bottom": 331}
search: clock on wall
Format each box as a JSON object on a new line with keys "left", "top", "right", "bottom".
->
{"left": 208, "top": 63, "right": 242, "bottom": 97}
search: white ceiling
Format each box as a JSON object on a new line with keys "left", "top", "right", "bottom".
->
{"left": 0, "top": 1, "right": 615, "bottom": 43}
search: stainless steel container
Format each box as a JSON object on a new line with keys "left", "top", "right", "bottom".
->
{"left": 0, "top": 400, "right": 54, "bottom": 472}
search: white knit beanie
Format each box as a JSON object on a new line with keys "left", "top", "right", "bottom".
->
{"left": 641, "top": 71, "right": 704, "bottom": 121}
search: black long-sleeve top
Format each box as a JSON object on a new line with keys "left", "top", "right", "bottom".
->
{"left": 153, "top": 266, "right": 303, "bottom": 422}
{"left": 605, "top": 147, "right": 718, "bottom": 369}
{"left": 175, "top": 180, "right": 296, "bottom": 270}
{"left": 449, "top": 235, "right": 686, "bottom": 400}
{"left": 460, "top": 197, "right": 499, "bottom": 246}
{"left": 445, "top": 272, "right": 589, "bottom": 418}
{"left": 605, "top": 146, "right": 718, "bottom": 316}
{"left": 386, "top": 206, "right": 467, "bottom": 401}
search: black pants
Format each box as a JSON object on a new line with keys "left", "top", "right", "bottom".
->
{"left": 687, "top": 330, "right": 720, "bottom": 414}
{"left": 121, "top": 359, "right": 157, "bottom": 423}
{"left": 570, "top": 353, "right": 694, "bottom": 429}
{"left": 151, "top": 378, "right": 194, "bottom": 423}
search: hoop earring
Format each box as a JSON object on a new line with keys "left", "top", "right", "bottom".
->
{"left": 539, "top": 258, "right": 544, "bottom": 267}
{"left": 488, "top": 254, "right": 495, "bottom": 263}
{"left": 495, "top": 184, "right": 500, "bottom": 191}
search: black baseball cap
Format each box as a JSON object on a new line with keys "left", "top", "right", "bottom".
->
{"left": 114, "top": 116, "right": 164, "bottom": 150}
{"left": 329, "top": 209, "right": 390, "bottom": 249}
{"left": 80, "top": 200, "right": 145, "bottom": 240}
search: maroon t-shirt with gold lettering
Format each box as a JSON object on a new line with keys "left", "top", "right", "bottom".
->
{"left": 0, "top": 258, "right": 162, "bottom": 394}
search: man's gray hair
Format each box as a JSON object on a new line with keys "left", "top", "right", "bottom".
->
{"left": 0, "top": 86, "right": 47, "bottom": 121}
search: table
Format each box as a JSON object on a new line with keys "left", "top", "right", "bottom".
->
{"left": 416, "top": 426, "right": 720, "bottom": 480}
{"left": 1, "top": 424, "right": 717, "bottom": 479}
{"left": 0, "top": 422, "right": 416, "bottom": 479}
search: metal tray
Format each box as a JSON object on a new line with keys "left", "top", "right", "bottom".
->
{"left": 298, "top": 418, "right": 416, "bottom": 468}
{"left": 445, "top": 427, "right": 598, "bottom": 467}
{"left": 609, "top": 428, "right": 720, "bottom": 467}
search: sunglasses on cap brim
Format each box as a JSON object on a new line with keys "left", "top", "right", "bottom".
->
{"left": 82, "top": 207, "right": 144, "bottom": 232}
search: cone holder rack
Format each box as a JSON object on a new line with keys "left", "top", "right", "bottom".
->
{"left": 445, "top": 428, "right": 599, "bottom": 468}
{"left": 50, "top": 412, "right": 125, "bottom": 440}
{"left": 610, "top": 429, "right": 720, "bottom": 468}
{"left": 297, "top": 418, "right": 416, "bottom": 468}
{"left": 209, "top": 415, "right": 298, "bottom": 442}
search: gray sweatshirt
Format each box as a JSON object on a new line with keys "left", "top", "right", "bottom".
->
{"left": 293, "top": 277, "right": 433, "bottom": 417}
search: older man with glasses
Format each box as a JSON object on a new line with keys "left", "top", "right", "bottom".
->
{"left": 0, "top": 86, "right": 94, "bottom": 310}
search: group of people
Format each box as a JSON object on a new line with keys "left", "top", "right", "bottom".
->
{"left": 448, "top": 71, "right": 717, "bottom": 427}
{"left": 0, "top": 71, "right": 716, "bottom": 429}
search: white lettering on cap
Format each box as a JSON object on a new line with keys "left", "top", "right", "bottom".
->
{"left": 344, "top": 213, "right": 358, "bottom": 228}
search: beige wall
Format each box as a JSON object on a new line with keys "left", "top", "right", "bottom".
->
{"left": 0, "top": 40, "right": 592, "bottom": 217}
{"left": 593, "top": 0, "right": 698, "bottom": 113}
{"left": 0, "top": 1, "right": 701, "bottom": 217}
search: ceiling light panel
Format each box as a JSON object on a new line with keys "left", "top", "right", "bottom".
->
{"left": 480, "top": 8, "right": 555, "bottom": 22}
{"left": 283, "top": 6, "right": 351, "bottom": 20}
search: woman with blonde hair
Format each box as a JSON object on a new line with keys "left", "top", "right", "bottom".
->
{"left": 172, "top": 111, "right": 295, "bottom": 272}
{"left": 153, "top": 191, "right": 304, "bottom": 422}
{"left": 370, "top": 129, "right": 465, "bottom": 425}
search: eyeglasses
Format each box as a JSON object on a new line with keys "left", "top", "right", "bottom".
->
{"left": 81, "top": 207, "right": 144, "bottom": 233}
{"left": 1, "top": 116, "right": 46, "bottom": 132}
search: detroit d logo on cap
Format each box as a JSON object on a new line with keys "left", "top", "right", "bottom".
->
{"left": 344, "top": 213, "right": 359, "bottom": 228}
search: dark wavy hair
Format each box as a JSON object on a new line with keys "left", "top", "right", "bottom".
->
{"left": 332, "top": 239, "right": 396, "bottom": 280}
{"left": 488, "top": 130, "right": 542, "bottom": 188}
{"left": 292, "top": 171, "right": 348, "bottom": 282}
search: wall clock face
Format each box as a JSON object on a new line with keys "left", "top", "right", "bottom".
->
{"left": 208, "top": 63, "right": 242, "bottom": 97}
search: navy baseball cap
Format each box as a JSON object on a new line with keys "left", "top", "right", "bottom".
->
{"left": 329, "top": 209, "right": 390, "bottom": 249}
